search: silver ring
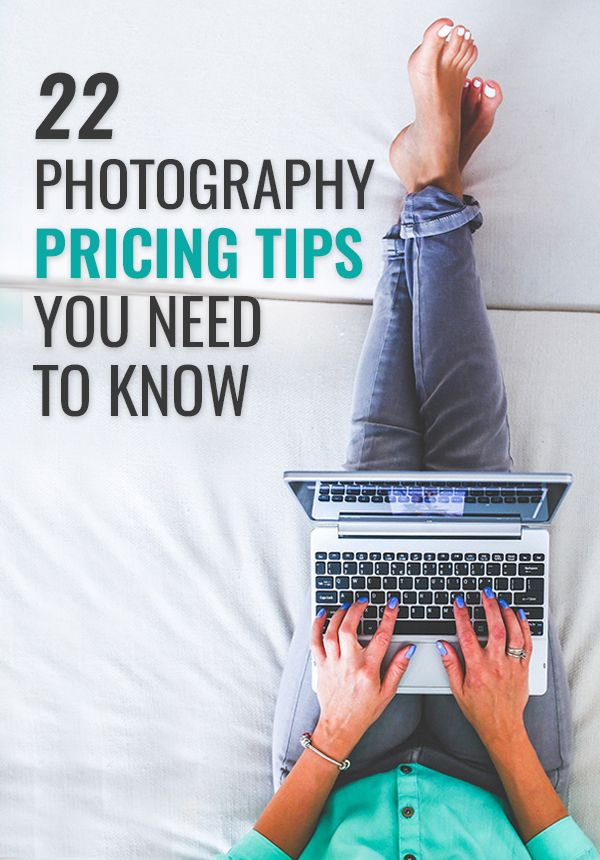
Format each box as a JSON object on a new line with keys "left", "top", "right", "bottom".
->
{"left": 506, "top": 646, "right": 527, "bottom": 660}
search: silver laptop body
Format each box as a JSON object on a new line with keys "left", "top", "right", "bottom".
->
{"left": 284, "top": 471, "right": 572, "bottom": 695}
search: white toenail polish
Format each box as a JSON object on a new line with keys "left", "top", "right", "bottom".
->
{"left": 457, "top": 27, "right": 465, "bottom": 36}
{"left": 484, "top": 84, "right": 496, "bottom": 98}
{"left": 473, "top": 79, "right": 482, "bottom": 88}
{"left": 464, "top": 81, "right": 470, "bottom": 87}
{"left": 438, "top": 24, "right": 452, "bottom": 37}
{"left": 465, "top": 30, "right": 471, "bottom": 40}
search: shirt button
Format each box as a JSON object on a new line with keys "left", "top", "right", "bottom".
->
{"left": 400, "top": 765, "right": 412, "bottom": 774}
{"left": 404, "top": 855, "right": 417, "bottom": 860}
{"left": 401, "top": 806, "right": 414, "bottom": 818}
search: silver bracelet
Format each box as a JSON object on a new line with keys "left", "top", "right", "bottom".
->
{"left": 300, "top": 732, "right": 351, "bottom": 771}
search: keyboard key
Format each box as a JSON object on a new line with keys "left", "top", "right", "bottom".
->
{"left": 438, "top": 553, "right": 449, "bottom": 561}
{"left": 473, "top": 606, "right": 486, "bottom": 619}
{"left": 334, "top": 576, "right": 349, "bottom": 589}
{"left": 426, "top": 606, "right": 441, "bottom": 619}
{"left": 497, "top": 592, "right": 511, "bottom": 605}
{"left": 407, "top": 562, "right": 421, "bottom": 576}
{"left": 328, "top": 552, "right": 341, "bottom": 560}
{"left": 364, "top": 606, "right": 377, "bottom": 618}
{"left": 410, "top": 552, "right": 422, "bottom": 560}
{"left": 502, "top": 563, "right": 516, "bottom": 576}
{"left": 424, "top": 552, "right": 436, "bottom": 561}
{"left": 351, "top": 576, "right": 366, "bottom": 589}
{"left": 411, "top": 606, "right": 425, "bottom": 619}
{"left": 367, "top": 576, "right": 382, "bottom": 589}
{"left": 487, "top": 563, "right": 501, "bottom": 576}
{"left": 528, "top": 621, "right": 544, "bottom": 636}
{"left": 392, "top": 562, "right": 406, "bottom": 575}
{"left": 343, "top": 561, "right": 357, "bottom": 575}
{"left": 418, "top": 591, "right": 433, "bottom": 605}
{"left": 478, "top": 577, "right": 493, "bottom": 590}
{"left": 404, "top": 591, "right": 417, "bottom": 605}
{"left": 474, "top": 621, "right": 488, "bottom": 637}
{"left": 447, "top": 577, "right": 461, "bottom": 590}
{"left": 315, "top": 552, "right": 327, "bottom": 560}
{"left": 439, "top": 563, "right": 453, "bottom": 576}
{"left": 315, "top": 561, "right": 326, "bottom": 575}
{"left": 415, "top": 577, "right": 429, "bottom": 590}
{"left": 519, "top": 553, "right": 531, "bottom": 561}
{"left": 339, "top": 591, "right": 353, "bottom": 603}
{"left": 327, "top": 562, "right": 341, "bottom": 575}
{"left": 492, "top": 553, "right": 503, "bottom": 562}
{"left": 478, "top": 553, "right": 490, "bottom": 561}
{"left": 423, "top": 563, "right": 437, "bottom": 575}
{"left": 356, "top": 552, "right": 368, "bottom": 561}
{"left": 466, "top": 592, "right": 481, "bottom": 605}
{"left": 442, "top": 606, "right": 454, "bottom": 619}
{"left": 517, "top": 606, "right": 543, "bottom": 619}
{"left": 369, "top": 552, "right": 382, "bottom": 560}
{"left": 371, "top": 591, "right": 386, "bottom": 604}
{"left": 383, "top": 577, "right": 397, "bottom": 590}
{"left": 318, "top": 494, "right": 330, "bottom": 501}
{"left": 375, "top": 562, "right": 389, "bottom": 576}
{"left": 316, "top": 591, "right": 338, "bottom": 603}
{"left": 519, "top": 563, "right": 545, "bottom": 577}
{"left": 359, "top": 562, "right": 373, "bottom": 575}
{"left": 342, "top": 552, "right": 355, "bottom": 560}
{"left": 533, "top": 553, "right": 545, "bottom": 561}
{"left": 316, "top": 576, "right": 333, "bottom": 588}
{"left": 456, "top": 563, "right": 469, "bottom": 576}
{"left": 434, "top": 591, "right": 449, "bottom": 605}
{"left": 494, "top": 577, "right": 509, "bottom": 591}
{"left": 505, "top": 553, "right": 517, "bottom": 561}
{"left": 462, "top": 577, "right": 476, "bottom": 590}
{"left": 430, "top": 578, "right": 445, "bottom": 590}
{"left": 451, "top": 553, "right": 463, "bottom": 561}
{"left": 470, "top": 562, "right": 484, "bottom": 575}
{"left": 363, "top": 620, "right": 378, "bottom": 635}
{"left": 398, "top": 577, "right": 414, "bottom": 590}
{"left": 396, "top": 552, "right": 409, "bottom": 561}
{"left": 510, "top": 577, "right": 525, "bottom": 591}
{"left": 383, "top": 552, "right": 395, "bottom": 561}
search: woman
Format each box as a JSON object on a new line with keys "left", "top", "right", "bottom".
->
{"left": 220, "top": 18, "right": 598, "bottom": 859}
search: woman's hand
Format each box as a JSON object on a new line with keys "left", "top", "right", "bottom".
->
{"left": 310, "top": 598, "right": 415, "bottom": 759}
{"left": 437, "top": 590, "right": 532, "bottom": 750}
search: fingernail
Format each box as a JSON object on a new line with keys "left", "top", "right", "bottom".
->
{"left": 498, "top": 598, "right": 509, "bottom": 609}
{"left": 484, "top": 587, "right": 495, "bottom": 599}
{"left": 484, "top": 84, "right": 497, "bottom": 98}
{"left": 357, "top": 596, "right": 369, "bottom": 604}
{"left": 464, "top": 30, "right": 471, "bottom": 40}
{"left": 406, "top": 644, "right": 416, "bottom": 659}
{"left": 317, "top": 608, "right": 326, "bottom": 618}
{"left": 473, "top": 78, "right": 482, "bottom": 88}
{"left": 340, "top": 602, "right": 351, "bottom": 610}
{"left": 454, "top": 595, "right": 465, "bottom": 608}
{"left": 388, "top": 596, "right": 399, "bottom": 609}
{"left": 436, "top": 641, "right": 448, "bottom": 656}
{"left": 518, "top": 608, "right": 527, "bottom": 621}
{"left": 437, "top": 24, "right": 452, "bottom": 37}
{"left": 456, "top": 26, "right": 465, "bottom": 36}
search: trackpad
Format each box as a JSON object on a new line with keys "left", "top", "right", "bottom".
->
{"left": 382, "top": 641, "right": 453, "bottom": 693}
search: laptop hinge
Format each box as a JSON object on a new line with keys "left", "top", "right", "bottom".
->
{"left": 336, "top": 519, "right": 523, "bottom": 540}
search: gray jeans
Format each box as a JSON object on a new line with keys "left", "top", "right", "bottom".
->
{"left": 272, "top": 186, "right": 572, "bottom": 802}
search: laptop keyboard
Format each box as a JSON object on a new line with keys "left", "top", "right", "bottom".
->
{"left": 317, "top": 481, "right": 544, "bottom": 505}
{"left": 314, "top": 550, "right": 545, "bottom": 638}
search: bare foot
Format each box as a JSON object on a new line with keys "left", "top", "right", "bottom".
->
{"left": 389, "top": 18, "right": 478, "bottom": 198}
{"left": 460, "top": 77, "right": 503, "bottom": 169}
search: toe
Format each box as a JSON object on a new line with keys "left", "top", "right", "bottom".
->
{"left": 460, "top": 42, "right": 478, "bottom": 73}
{"left": 455, "top": 28, "right": 474, "bottom": 63}
{"left": 444, "top": 24, "right": 467, "bottom": 61}
{"left": 481, "top": 79, "right": 504, "bottom": 110}
{"left": 424, "top": 17, "right": 454, "bottom": 43}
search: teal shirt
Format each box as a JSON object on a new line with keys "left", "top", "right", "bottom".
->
{"left": 220, "top": 764, "right": 598, "bottom": 859}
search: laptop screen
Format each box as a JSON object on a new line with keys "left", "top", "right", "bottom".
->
{"left": 284, "top": 471, "right": 572, "bottom": 524}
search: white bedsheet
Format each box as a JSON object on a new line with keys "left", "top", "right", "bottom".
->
{"left": 0, "top": 293, "right": 598, "bottom": 858}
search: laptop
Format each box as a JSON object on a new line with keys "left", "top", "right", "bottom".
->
{"left": 284, "top": 471, "right": 572, "bottom": 695}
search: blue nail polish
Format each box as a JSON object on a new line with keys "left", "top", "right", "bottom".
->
{"left": 436, "top": 641, "right": 448, "bottom": 656}
{"left": 498, "top": 598, "right": 509, "bottom": 609}
{"left": 406, "top": 644, "right": 416, "bottom": 659}
{"left": 454, "top": 595, "right": 465, "bottom": 608}
{"left": 357, "top": 596, "right": 369, "bottom": 603}
{"left": 317, "top": 608, "right": 326, "bottom": 618}
{"left": 388, "top": 596, "right": 399, "bottom": 609}
{"left": 340, "top": 602, "right": 351, "bottom": 610}
{"left": 484, "top": 587, "right": 495, "bottom": 599}
{"left": 518, "top": 608, "right": 527, "bottom": 621}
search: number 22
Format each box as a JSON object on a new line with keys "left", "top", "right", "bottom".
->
{"left": 35, "top": 72, "right": 119, "bottom": 140}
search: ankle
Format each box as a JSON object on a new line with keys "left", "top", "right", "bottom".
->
{"left": 406, "top": 170, "right": 463, "bottom": 200}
